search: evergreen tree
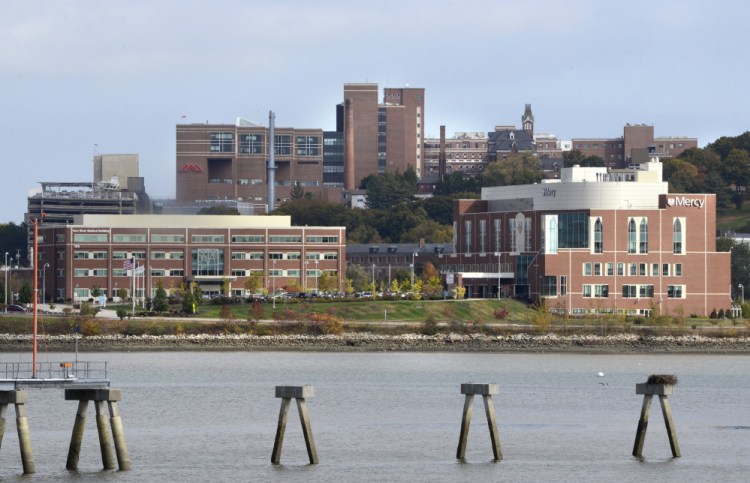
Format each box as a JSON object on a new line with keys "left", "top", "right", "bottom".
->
{"left": 153, "top": 281, "right": 169, "bottom": 313}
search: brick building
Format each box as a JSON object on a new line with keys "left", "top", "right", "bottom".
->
{"left": 36, "top": 214, "right": 346, "bottom": 302}
{"left": 446, "top": 158, "right": 731, "bottom": 317}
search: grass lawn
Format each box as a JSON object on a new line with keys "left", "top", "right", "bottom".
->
{"left": 717, "top": 202, "right": 750, "bottom": 232}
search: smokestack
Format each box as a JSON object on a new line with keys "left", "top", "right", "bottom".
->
{"left": 439, "top": 125, "right": 446, "bottom": 180}
{"left": 344, "top": 98, "right": 355, "bottom": 190}
{"left": 267, "top": 111, "right": 276, "bottom": 212}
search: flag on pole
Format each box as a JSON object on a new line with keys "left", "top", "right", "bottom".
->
{"left": 123, "top": 258, "right": 134, "bottom": 270}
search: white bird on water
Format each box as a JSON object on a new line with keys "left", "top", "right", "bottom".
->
{"left": 597, "top": 372, "right": 605, "bottom": 377}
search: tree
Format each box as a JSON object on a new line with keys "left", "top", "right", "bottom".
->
{"left": 346, "top": 264, "right": 370, "bottom": 292}
{"left": 562, "top": 149, "right": 585, "bottom": 168}
{"left": 182, "top": 290, "right": 195, "bottom": 315}
{"left": 317, "top": 271, "right": 339, "bottom": 293}
{"left": 90, "top": 284, "right": 101, "bottom": 298}
{"left": 153, "top": 281, "right": 169, "bottom": 313}
{"left": 191, "top": 282, "right": 202, "bottom": 307}
{"left": 221, "top": 278, "right": 230, "bottom": 296}
{"left": 400, "top": 219, "right": 453, "bottom": 243}
{"left": 248, "top": 300, "right": 264, "bottom": 322}
{"left": 244, "top": 270, "right": 264, "bottom": 295}
{"left": 362, "top": 170, "right": 417, "bottom": 210}
{"left": 717, "top": 237, "right": 750, "bottom": 290}
{"left": 0, "top": 281, "right": 5, "bottom": 304}
{"left": 117, "top": 287, "right": 128, "bottom": 301}
{"left": 433, "top": 171, "right": 480, "bottom": 196}
{"left": 18, "top": 281, "right": 32, "bottom": 304}
{"left": 481, "top": 154, "right": 543, "bottom": 187}
{"left": 290, "top": 181, "right": 305, "bottom": 199}
{"left": 663, "top": 157, "right": 701, "bottom": 193}
{"left": 219, "top": 304, "right": 235, "bottom": 322}
{"left": 721, "top": 149, "right": 750, "bottom": 192}
{"left": 0, "top": 222, "right": 27, "bottom": 266}
{"left": 197, "top": 205, "right": 240, "bottom": 215}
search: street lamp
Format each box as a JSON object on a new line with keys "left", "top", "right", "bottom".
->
{"left": 42, "top": 263, "right": 49, "bottom": 304}
{"left": 372, "top": 263, "right": 376, "bottom": 289}
{"left": 410, "top": 252, "right": 418, "bottom": 289}
{"left": 494, "top": 252, "right": 501, "bottom": 299}
{"left": 739, "top": 283, "right": 744, "bottom": 302}
{"left": 315, "top": 259, "right": 319, "bottom": 294}
{"left": 272, "top": 260, "right": 277, "bottom": 309}
{"left": 4, "top": 252, "right": 8, "bottom": 312}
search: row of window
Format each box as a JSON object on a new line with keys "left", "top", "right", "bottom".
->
{"left": 580, "top": 284, "right": 685, "bottom": 299}
{"left": 71, "top": 234, "right": 340, "bottom": 244}
{"left": 460, "top": 216, "right": 533, "bottom": 254}
{"left": 583, "top": 262, "right": 683, "bottom": 277}
{"left": 212, "top": 132, "right": 322, "bottom": 157}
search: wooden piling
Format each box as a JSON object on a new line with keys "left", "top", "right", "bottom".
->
{"left": 108, "top": 401, "right": 131, "bottom": 470}
{"left": 456, "top": 383, "right": 502, "bottom": 461}
{"left": 271, "top": 386, "right": 317, "bottom": 465}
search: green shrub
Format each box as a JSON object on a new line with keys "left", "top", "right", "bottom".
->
{"left": 422, "top": 314, "right": 439, "bottom": 335}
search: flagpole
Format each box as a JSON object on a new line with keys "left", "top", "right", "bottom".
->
{"left": 131, "top": 257, "right": 136, "bottom": 316}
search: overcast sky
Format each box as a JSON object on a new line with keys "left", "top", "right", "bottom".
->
{"left": 1, "top": 0, "right": 748, "bottom": 223}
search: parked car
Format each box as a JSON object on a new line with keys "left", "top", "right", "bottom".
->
{"left": 6, "top": 305, "right": 27, "bottom": 313}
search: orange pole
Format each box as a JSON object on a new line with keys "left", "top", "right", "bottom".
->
{"left": 33, "top": 218, "right": 38, "bottom": 378}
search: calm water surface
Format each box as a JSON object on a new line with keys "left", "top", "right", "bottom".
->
{"left": 1, "top": 351, "right": 749, "bottom": 482}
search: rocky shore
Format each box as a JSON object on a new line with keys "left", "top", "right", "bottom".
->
{"left": 1, "top": 332, "right": 750, "bottom": 353}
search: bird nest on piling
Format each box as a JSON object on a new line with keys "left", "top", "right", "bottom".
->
{"left": 647, "top": 374, "right": 678, "bottom": 385}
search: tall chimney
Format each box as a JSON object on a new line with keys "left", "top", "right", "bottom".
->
{"left": 344, "top": 98, "right": 355, "bottom": 190}
{"left": 439, "top": 125, "right": 446, "bottom": 180}
{"left": 267, "top": 111, "right": 276, "bottom": 212}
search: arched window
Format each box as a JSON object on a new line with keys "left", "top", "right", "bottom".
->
{"left": 594, "top": 218, "right": 603, "bottom": 253}
{"left": 628, "top": 219, "right": 637, "bottom": 254}
{"left": 639, "top": 218, "right": 648, "bottom": 254}
{"left": 673, "top": 219, "right": 683, "bottom": 254}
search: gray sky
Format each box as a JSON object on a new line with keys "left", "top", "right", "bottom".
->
{"left": 2, "top": 0, "right": 748, "bottom": 223}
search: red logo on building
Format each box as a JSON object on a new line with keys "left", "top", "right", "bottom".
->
{"left": 180, "top": 164, "right": 203, "bottom": 172}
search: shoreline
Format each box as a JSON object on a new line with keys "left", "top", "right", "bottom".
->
{"left": 2, "top": 332, "right": 750, "bottom": 354}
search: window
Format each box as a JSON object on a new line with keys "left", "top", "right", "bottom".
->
{"left": 639, "top": 285, "right": 654, "bottom": 298}
{"left": 112, "top": 269, "right": 127, "bottom": 277}
{"left": 594, "top": 218, "right": 603, "bottom": 253}
{"left": 583, "top": 263, "right": 592, "bottom": 276}
{"left": 663, "top": 263, "right": 670, "bottom": 276}
{"left": 269, "top": 235, "right": 302, "bottom": 243}
{"left": 151, "top": 269, "right": 166, "bottom": 277}
{"left": 673, "top": 218, "right": 683, "bottom": 254}
{"left": 74, "top": 269, "right": 88, "bottom": 277}
{"left": 639, "top": 263, "right": 646, "bottom": 276}
{"left": 674, "top": 264, "right": 682, "bottom": 276}
{"left": 464, "top": 220, "right": 472, "bottom": 254}
{"left": 231, "top": 252, "right": 247, "bottom": 260}
{"left": 274, "top": 134, "right": 292, "bottom": 155}
{"left": 640, "top": 218, "right": 648, "bottom": 254}
{"left": 152, "top": 252, "right": 166, "bottom": 260}
{"left": 306, "top": 252, "right": 319, "bottom": 260}
{"left": 667, "top": 285, "right": 684, "bottom": 298}
{"left": 56, "top": 251, "right": 64, "bottom": 260}
{"left": 74, "top": 251, "right": 88, "bottom": 260}
{"left": 306, "top": 236, "right": 338, "bottom": 243}
{"left": 323, "top": 253, "right": 338, "bottom": 260}
{"left": 628, "top": 219, "right": 637, "bottom": 254}
{"left": 594, "top": 263, "right": 602, "bottom": 276}
{"left": 169, "top": 252, "right": 184, "bottom": 260}
{"left": 622, "top": 285, "right": 637, "bottom": 298}
{"left": 296, "top": 136, "right": 321, "bottom": 156}
{"left": 629, "top": 263, "right": 637, "bottom": 276}
{"left": 231, "top": 269, "right": 245, "bottom": 277}
{"left": 606, "top": 263, "right": 614, "bottom": 276}
{"left": 151, "top": 234, "right": 185, "bottom": 243}
{"left": 617, "top": 263, "right": 624, "bottom": 276}
{"left": 210, "top": 132, "right": 234, "bottom": 153}
{"left": 286, "top": 269, "right": 300, "bottom": 277}
{"left": 652, "top": 263, "right": 659, "bottom": 276}
{"left": 113, "top": 234, "right": 147, "bottom": 243}
{"left": 55, "top": 234, "right": 65, "bottom": 242}
{"left": 191, "top": 249, "right": 224, "bottom": 276}
{"left": 558, "top": 212, "right": 588, "bottom": 249}
{"left": 112, "top": 252, "right": 127, "bottom": 259}
{"left": 192, "top": 235, "right": 224, "bottom": 243}
{"left": 287, "top": 252, "right": 302, "bottom": 260}
{"left": 560, "top": 276, "right": 567, "bottom": 296}
{"left": 541, "top": 276, "right": 557, "bottom": 296}
{"left": 239, "top": 133, "right": 264, "bottom": 154}
{"left": 170, "top": 269, "right": 184, "bottom": 277}
{"left": 73, "top": 233, "right": 108, "bottom": 243}
{"left": 595, "top": 285, "right": 609, "bottom": 297}
{"left": 479, "top": 220, "right": 487, "bottom": 253}
{"left": 232, "top": 235, "right": 264, "bottom": 243}
{"left": 545, "top": 216, "right": 557, "bottom": 254}
{"left": 269, "top": 253, "right": 283, "bottom": 260}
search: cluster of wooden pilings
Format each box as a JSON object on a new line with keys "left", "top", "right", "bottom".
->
{"left": 0, "top": 387, "right": 130, "bottom": 475}
{"left": 1, "top": 380, "right": 681, "bottom": 475}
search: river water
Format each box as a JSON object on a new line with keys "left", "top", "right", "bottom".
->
{"left": 1, "top": 351, "right": 749, "bottom": 482}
